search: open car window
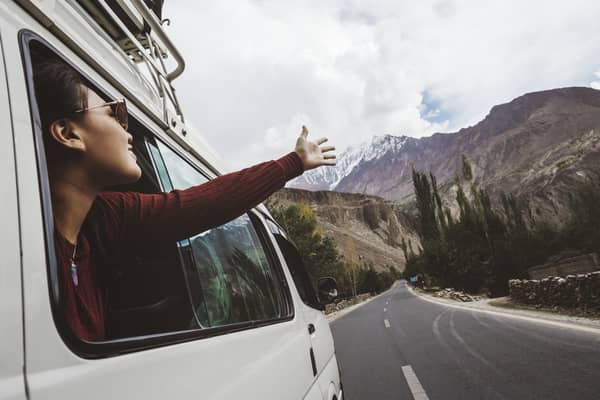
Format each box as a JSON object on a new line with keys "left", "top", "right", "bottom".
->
{"left": 23, "top": 37, "right": 292, "bottom": 357}
{"left": 24, "top": 38, "right": 199, "bottom": 351}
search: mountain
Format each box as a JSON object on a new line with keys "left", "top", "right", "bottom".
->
{"left": 290, "top": 135, "right": 411, "bottom": 191}
{"left": 266, "top": 188, "right": 419, "bottom": 273}
{"left": 289, "top": 87, "right": 600, "bottom": 222}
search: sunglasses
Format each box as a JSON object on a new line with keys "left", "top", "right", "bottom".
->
{"left": 73, "top": 98, "right": 128, "bottom": 130}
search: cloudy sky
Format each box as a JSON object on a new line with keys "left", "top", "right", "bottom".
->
{"left": 163, "top": 0, "right": 600, "bottom": 172}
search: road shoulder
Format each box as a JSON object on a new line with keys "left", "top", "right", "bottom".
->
{"left": 406, "top": 284, "right": 600, "bottom": 334}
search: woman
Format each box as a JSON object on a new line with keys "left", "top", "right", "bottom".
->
{"left": 32, "top": 49, "right": 336, "bottom": 341}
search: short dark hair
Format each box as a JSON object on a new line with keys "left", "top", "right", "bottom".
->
{"left": 30, "top": 42, "right": 89, "bottom": 155}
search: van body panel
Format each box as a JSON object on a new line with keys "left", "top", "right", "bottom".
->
{"left": 302, "top": 304, "right": 336, "bottom": 376}
{"left": 318, "top": 355, "right": 342, "bottom": 400}
{"left": 2, "top": 8, "right": 78, "bottom": 372}
{"left": 303, "top": 383, "right": 324, "bottom": 400}
{"left": 25, "top": 321, "right": 314, "bottom": 399}
{"left": 0, "top": 22, "right": 27, "bottom": 400}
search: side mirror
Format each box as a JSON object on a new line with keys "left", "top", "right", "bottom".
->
{"left": 317, "top": 277, "right": 339, "bottom": 304}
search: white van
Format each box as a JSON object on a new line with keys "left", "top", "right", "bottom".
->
{"left": 0, "top": 1, "right": 342, "bottom": 399}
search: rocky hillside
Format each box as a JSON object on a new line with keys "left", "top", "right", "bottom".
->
{"left": 290, "top": 87, "right": 600, "bottom": 223}
{"left": 266, "top": 188, "right": 419, "bottom": 273}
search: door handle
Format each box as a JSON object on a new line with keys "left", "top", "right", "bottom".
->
{"left": 309, "top": 347, "right": 317, "bottom": 376}
{"left": 308, "top": 323, "right": 316, "bottom": 334}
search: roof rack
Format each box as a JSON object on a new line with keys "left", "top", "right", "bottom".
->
{"left": 17, "top": 0, "right": 188, "bottom": 133}
{"left": 79, "top": 1, "right": 184, "bottom": 80}
{"left": 79, "top": 0, "right": 186, "bottom": 125}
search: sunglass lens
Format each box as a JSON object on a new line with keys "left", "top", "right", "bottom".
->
{"left": 114, "top": 101, "right": 128, "bottom": 130}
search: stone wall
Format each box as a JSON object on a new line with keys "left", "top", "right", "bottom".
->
{"left": 325, "top": 293, "right": 372, "bottom": 314}
{"left": 509, "top": 271, "right": 600, "bottom": 312}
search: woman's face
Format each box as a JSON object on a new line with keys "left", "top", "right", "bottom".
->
{"left": 74, "top": 88, "right": 142, "bottom": 186}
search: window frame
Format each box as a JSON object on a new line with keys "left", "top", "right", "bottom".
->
{"left": 260, "top": 212, "right": 323, "bottom": 310}
{"left": 20, "top": 31, "right": 294, "bottom": 359}
{"left": 247, "top": 211, "right": 296, "bottom": 318}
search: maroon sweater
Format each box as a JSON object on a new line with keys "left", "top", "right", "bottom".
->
{"left": 54, "top": 151, "right": 304, "bottom": 341}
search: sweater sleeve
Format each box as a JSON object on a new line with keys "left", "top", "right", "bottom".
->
{"left": 97, "top": 151, "right": 304, "bottom": 248}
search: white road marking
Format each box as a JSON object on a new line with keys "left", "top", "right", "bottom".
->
{"left": 401, "top": 365, "right": 430, "bottom": 400}
{"left": 384, "top": 319, "right": 390, "bottom": 328}
{"left": 384, "top": 308, "right": 387, "bottom": 312}
{"left": 328, "top": 288, "right": 392, "bottom": 322}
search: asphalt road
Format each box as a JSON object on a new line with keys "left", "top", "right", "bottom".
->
{"left": 330, "top": 281, "right": 600, "bottom": 400}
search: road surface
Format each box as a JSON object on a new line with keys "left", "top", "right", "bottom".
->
{"left": 330, "top": 281, "right": 600, "bottom": 400}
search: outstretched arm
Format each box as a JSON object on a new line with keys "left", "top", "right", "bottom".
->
{"left": 97, "top": 127, "right": 336, "bottom": 247}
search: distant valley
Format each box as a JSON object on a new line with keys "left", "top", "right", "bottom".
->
{"left": 267, "top": 188, "right": 419, "bottom": 273}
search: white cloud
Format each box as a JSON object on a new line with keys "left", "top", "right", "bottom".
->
{"left": 592, "top": 70, "right": 600, "bottom": 90}
{"left": 163, "top": 0, "right": 600, "bottom": 171}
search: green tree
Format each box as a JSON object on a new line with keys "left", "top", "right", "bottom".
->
{"left": 267, "top": 201, "right": 371, "bottom": 299}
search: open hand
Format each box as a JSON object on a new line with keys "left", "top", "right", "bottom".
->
{"left": 294, "top": 126, "right": 337, "bottom": 171}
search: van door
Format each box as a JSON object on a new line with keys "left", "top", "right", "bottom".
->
{"left": 302, "top": 298, "right": 336, "bottom": 376}
{"left": 0, "top": 31, "right": 27, "bottom": 400}
{"left": 141, "top": 138, "right": 319, "bottom": 398}
{"left": 269, "top": 230, "right": 337, "bottom": 379}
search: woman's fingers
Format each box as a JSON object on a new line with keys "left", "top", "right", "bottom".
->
{"left": 301, "top": 126, "right": 309, "bottom": 137}
{"left": 296, "top": 126, "right": 337, "bottom": 168}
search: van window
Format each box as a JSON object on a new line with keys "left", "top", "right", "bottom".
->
{"left": 24, "top": 36, "right": 292, "bottom": 356}
{"left": 155, "top": 142, "right": 290, "bottom": 327}
{"left": 274, "top": 234, "right": 321, "bottom": 309}
{"left": 24, "top": 39, "right": 200, "bottom": 344}
{"left": 156, "top": 140, "right": 208, "bottom": 189}
{"left": 261, "top": 215, "right": 320, "bottom": 307}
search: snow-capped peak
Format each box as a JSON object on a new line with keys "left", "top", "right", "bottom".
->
{"left": 288, "top": 134, "right": 408, "bottom": 191}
